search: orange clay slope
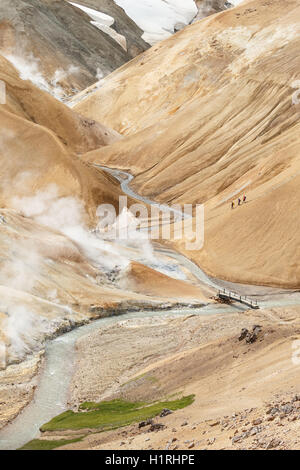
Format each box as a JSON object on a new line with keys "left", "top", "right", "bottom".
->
{"left": 76, "top": 0, "right": 300, "bottom": 288}
{"left": 0, "top": 54, "right": 124, "bottom": 223}
{"left": 0, "top": 58, "right": 210, "bottom": 369}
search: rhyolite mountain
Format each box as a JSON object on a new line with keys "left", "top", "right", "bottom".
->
{"left": 77, "top": 0, "right": 300, "bottom": 289}
{"left": 69, "top": 0, "right": 149, "bottom": 57}
{"left": 0, "top": 0, "right": 149, "bottom": 95}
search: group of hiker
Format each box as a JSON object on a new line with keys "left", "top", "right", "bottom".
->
{"left": 231, "top": 195, "right": 246, "bottom": 209}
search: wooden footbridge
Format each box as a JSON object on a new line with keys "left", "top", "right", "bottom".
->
{"left": 218, "top": 288, "right": 260, "bottom": 309}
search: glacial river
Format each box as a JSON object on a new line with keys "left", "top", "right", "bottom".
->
{"left": 0, "top": 166, "right": 298, "bottom": 450}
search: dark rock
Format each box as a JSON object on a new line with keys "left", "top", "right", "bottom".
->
{"left": 239, "top": 328, "right": 249, "bottom": 341}
{"left": 266, "top": 415, "right": 275, "bottom": 421}
{"left": 0, "top": 0, "right": 149, "bottom": 95}
{"left": 149, "top": 423, "right": 166, "bottom": 432}
{"left": 249, "top": 426, "right": 262, "bottom": 436}
{"left": 268, "top": 407, "right": 280, "bottom": 415}
{"left": 75, "top": 0, "right": 150, "bottom": 55}
{"left": 239, "top": 327, "right": 260, "bottom": 343}
{"left": 139, "top": 418, "right": 153, "bottom": 428}
{"left": 252, "top": 325, "right": 262, "bottom": 332}
{"left": 210, "top": 420, "right": 220, "bottom": 427}
{"left": 174, "top": 22, "right": 186, "bottom": 32}
{"left": 160, "top": 408, "right": 172, "bottom": 417}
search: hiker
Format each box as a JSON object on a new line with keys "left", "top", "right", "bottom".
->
{"left": 238, "top": 198, "right": 241, "bottom": 206}
{"left": 243, "top": 195, "right": 247, "bottom": 203}
{"left": 231, "top": 201, "right": 235, "bottom": 209}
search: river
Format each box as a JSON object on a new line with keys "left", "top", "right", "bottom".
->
{"left": 0, "top": 165, "right": 298, "bottom": 450}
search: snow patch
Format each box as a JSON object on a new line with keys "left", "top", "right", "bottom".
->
{"left": 69, "top": 2, "right": 114, "bottom": 25}
{"left": 69, "top": 2, "right": 127, "bottom": 50}
{"left": 115, "top": 0, "right": 197, "bottom": 44}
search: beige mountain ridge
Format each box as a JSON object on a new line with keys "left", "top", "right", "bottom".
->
{"left": 76, "top": 0, "right": 300, "bottom": 288}
{"left": 0, "top": 0, "right": 149, "bottom": 95}
{"left": 0, "top": 53, "right": 208, "bottom": 372}
{"left": 1, "top": 0, "right": 300, "bottom": 452}
{"left": 0, "top": 54, "right": 124, "bottom": 221}
{"left": 0, "top": 52, "right": 209, "bottom": 425}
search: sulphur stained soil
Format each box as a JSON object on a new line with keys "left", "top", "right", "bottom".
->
{"left": 38, "top": 304, "right": 300, "bottom": 450}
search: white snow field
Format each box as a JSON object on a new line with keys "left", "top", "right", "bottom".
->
{"left": 69, "top": 1, "right": 245, "bottom": 48}
{"left": 115, "top": 0, "right": 198, "bottom": 44}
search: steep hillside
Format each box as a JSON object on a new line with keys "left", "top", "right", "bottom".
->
{"left": 0, "top": 56, "right": 210, "bottom": 377}
{"left": 0, "top": 0, "right": 148, "bottom": 98}
{"left": 0, "top": 54, "right": 126, "bottom": 221}
{"left": 1, "top": 208, "right": 203, "bottom": 374}
{"left": 0, "top": 55, "right": 120, "bottom": 154}
{"left": 77, "top": 0, "right": 300, "bottom": 288}
{"left": 69, "top": 0, "right": 149, "bottom": 56}
{"left": 71, "top": 1, "right": 232, "bottom": 48}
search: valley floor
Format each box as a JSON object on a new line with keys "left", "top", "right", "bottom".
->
{"left": 36, "top": 304, "right": 300, "bottom": 450}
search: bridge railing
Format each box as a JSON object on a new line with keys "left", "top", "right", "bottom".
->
{"left": 218, "top": 288, "right": 259, "bottom": 309}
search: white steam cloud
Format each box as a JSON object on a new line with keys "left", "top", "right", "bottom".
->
{"left": 3, "top": 53, "right": 80, "bottom": 101}
{"left": 12, "top": 185, "right": 131, "bottom": 271}
{"left": 0, "top": 181, "right": 157, "bottom": 367}
{"left": 2, "top": 305, "right": 48, "bottom": 366}
{"left": 12, "top": 184, "right": 156, "bottom": 271}
{"left": 0, "top": 238, "right": 51, "bottom": 368}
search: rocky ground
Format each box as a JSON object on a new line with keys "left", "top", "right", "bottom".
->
{"left": 55, "top": 392, "right": 300, "bottom": 450}
{"left": 33, "top": 304, "right": 300, "bottom": 450}
{"left": 0, "top": 353, "right": 42, "bottom": 429}
{"left": 0, "top": 0, "right": 300, "bottom": 452}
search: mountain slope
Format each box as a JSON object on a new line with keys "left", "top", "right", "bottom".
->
{"left": 69, "top": 0, "right": 149, "bottom": 56}
{"left": 77, "top": 0, "right": 300, "bottom": 288}
{"left": 113, "top": 0, "right": 197, "bottom": 44}
{"left": 0, "top": 55, "right": 209, "bottom": 376}
{"left": 0, "top": 54, "right": 124, "bottom": 221}
{"left": 0, "top": 55, "right": 120, "bottom": 154}
{"left": 0, "top": 0, "right": 147, "bottom": 97}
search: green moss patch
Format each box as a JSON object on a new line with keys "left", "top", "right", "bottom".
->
{"left": 19, "top": 437, "right": 82, "bottom": 451}
{"left": 40, "top": 396, "right": 195, "bottom": 432}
